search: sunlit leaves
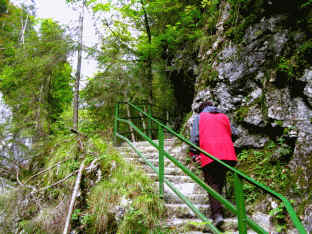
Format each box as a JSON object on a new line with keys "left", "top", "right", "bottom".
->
{"left": 92, "top": 3, "right": 111, "bottom": 12}
{"left": 201, "top": 0, "right": 219, "bottom": 9}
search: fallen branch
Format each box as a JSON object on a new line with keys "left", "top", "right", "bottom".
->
{"left": 16, "top": 168, "right": 37, "bottom": 193}
{"left": 63, "top": 160, "right": 86, "bottom": 234}
{"left": 39, "top": 170, "right": 78, "bottom": 192}
{"left": 24, "top": 157, "right": 74, "bottom": 184}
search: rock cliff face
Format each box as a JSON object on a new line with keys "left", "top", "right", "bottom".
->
{"left": 188, "top": 1, "right": 312, "bottom": 231}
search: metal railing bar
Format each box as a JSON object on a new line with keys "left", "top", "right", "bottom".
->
{"left": 162, "top": 150, "right": 237, "bottom": 214}
{"left": 234, "top": 173, "right": 248, "bottom": 234}
{"left": 164, "top": 150, "right": 267, "bottom": 233}
{"left": 118, "top": 128, "right": 162, "bottom": 135}
{"left": 164, "top": 176, "right": 220, "bottom": 234}
{"left": 116, "top": 132, "right": 221, "bottom": 233}
{"left": 117, "top": 118, "right": 267, "bottom": 233}
{"left": 119, "top": 116, "right": 168, "bottom": 122}
{"left": 158, "top": 125, "right": 165, "bottom": 198}
{"left": 118, "top": 119, "right": 236, "bottom": 211}
{"left": 116, "top": 102, "right": 306, "bottom": 233}
{"left": 116, "top": 133, "right": 159, "bottom": 174}
{"left": 126, "top": 102, "right": 306, "bottom": 233}
{"left": 118, "top": 118, "right": 158, "bottom": 149}
{"left": 117, "top": 130, "right": 268, "bottom": 233}
{"left": 128, "top": 102, "right": 272, "bottom": 188}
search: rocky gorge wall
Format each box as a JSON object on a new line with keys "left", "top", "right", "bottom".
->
{"left": 187, "top": 1, "right": 312, "bottom": 231}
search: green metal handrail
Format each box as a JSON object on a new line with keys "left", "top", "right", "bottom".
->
{"left": 115, "top": 101, "right": 172, "bottom": 142}
{"left": 114, "top": 102, "right": 307, "bottom": 234}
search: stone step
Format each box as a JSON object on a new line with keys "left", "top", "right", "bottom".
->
{"left": 121, "top": 139, "right": 176, "bottom": 148}
{"left": 117, "top": 139, "right": 219, "bottom": 233}
{"left": 118, "top": 146, "right": 173, "bottom": 154}
{"left": 157, "top": 182, "right": 207, "bottom": 195}
{"left": 119, "top": 150, "right": 184, "bottom": 158}
{"left": 120, "top": 152, "right": 188, "bottom": 164}
{"left": 164, "top": 193, "right": 209, "bottom": 205}
{"left": 137, "top": 165, "right": 187, "bottom": 176}
{"left": 147, "top": 174, "right": 195, "bottom": 183}
{"left": 164, "top": 217, "right": 251, "bottom": 233}
{"left": 118, "top": 140, "right": 276, "bottom": 233}
{"left": 163, "top": 218, "right": 212, "bottom": 233}
{"left": 165, "top": 204, "right": 210, "bottom": 219}
{"left": 125, "top": 157, "right": 178, "bottom": 168}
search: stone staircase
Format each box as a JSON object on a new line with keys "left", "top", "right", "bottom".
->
{"left": 117, "top": 138, "right": 275, "bottom": 234}
{"left": 117, "top": 138, "right": 215, "bottom": 233}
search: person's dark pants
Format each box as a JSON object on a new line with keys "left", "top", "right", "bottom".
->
{"left": 202, "top": 160, "right": 236, "bottom": 220}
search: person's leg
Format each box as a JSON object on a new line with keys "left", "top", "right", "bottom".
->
{"left": 202, "top": 162, "right": 227, "bottom": 220}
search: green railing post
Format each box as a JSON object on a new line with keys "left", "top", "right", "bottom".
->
{"left": 158, "top": 125, "right": 164, "bottom": 198}
{"left": 147, "top": 104, "right": 152, "bottom": 138}
{"left": 234, "top": 173, "right": 248, "bottom": 234}
{"left": 114, "top": 103, "right": 119, "bottom": 145}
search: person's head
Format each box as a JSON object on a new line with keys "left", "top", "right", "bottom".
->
{"left": 198, "top": 101, "right": 213, "bottom": 113}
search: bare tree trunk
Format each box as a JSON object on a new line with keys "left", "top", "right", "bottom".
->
{"left": 73, "top": 0, "right": 85, "bottom": 131}
{"left": 19, "top": 15, "right": 29, "bottom": 45}
{"left": 140, "top": 0, "right": 153, "bottom": 103}
{"left": 63, "top": 160, "right": 86, "bottom": 234}
{"left": 139, "top": 111, "right": 147, "bottom": 133}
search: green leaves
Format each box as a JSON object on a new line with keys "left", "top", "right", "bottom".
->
{"left": 301, "top": 0, "right": 312, "bottom": 8}
{"left": 0, "top": 7, "right": 73, "bottom": 137}
{"left": 0, "top": 0, "right": 7, "bottom": 15}
{"left": 92, "top": 3, "right": 111, "bottom": 12}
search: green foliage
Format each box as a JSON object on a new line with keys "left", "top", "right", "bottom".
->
{"left": 234, "top": 106, "right": 250, "bottom": 122}
{"left": 0, "top": 0, "right": 8, "bottom": 15}
{"left": 197, "top": 62, "right": 219, "bottom": 89}
{"left": 227, "top": 138, "right": 293, "bottom": 205}
{"left": 72, "top": 208, "right": 81, "bottom": 221}
{"left": 3, "top": 119, "right": 170, "bottom": 233}
{"left": 296, "top": 39, "right": 312, "bottom": 66}
{"left": 0, "top": 12, "right": 73, "bottom": 140}
{"left": 273, "top": 39, "right": 312, "bottom": 81}
{"left": 301, "top": 0, "right": 312, "bottom": 8}
{"left": 277, "top": 57, "right": 295, "bottom": 78}
{"left": 269, "top": 202, "right": 288, "bottom": 232}
{"left": 92, "top": 2, "right": 111, "bottom": 12}
{"left": 201, "top": 0, "right": 218, "bottom": 8}
{"left": 42, "top": 134, "right": 77, "bottom": 190}
{"left": 90, "top": 0, "right": 204, "bottom": 115}
{"left": 84, "top": 145, "right": 167, "bottom": 233}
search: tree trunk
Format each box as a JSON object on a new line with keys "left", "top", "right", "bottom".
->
{"left": 73, "top": 0, "right": 85, "bottom": 131}
{"left": 19, "top": 15, "right": 29, "bottom": 45}
{"left": 139, "top": 111, "right": 147, "bottom": 134}
{"left": 63, "top": 160, "right": 86, "bottom": 234}
{"left": 140, "top": 0, "right": 153, "bottom": 103}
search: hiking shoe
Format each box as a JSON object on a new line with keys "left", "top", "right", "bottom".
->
{"left": 214, "top": 214, "right": 224, "bottom": 228}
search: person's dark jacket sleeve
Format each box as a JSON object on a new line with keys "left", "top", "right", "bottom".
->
{"left": 190, "top": 114, "right": 200, "bottom": 155}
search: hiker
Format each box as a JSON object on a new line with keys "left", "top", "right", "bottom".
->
{"left": 189, "top": 101, "right": 237, "bottom": 227}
